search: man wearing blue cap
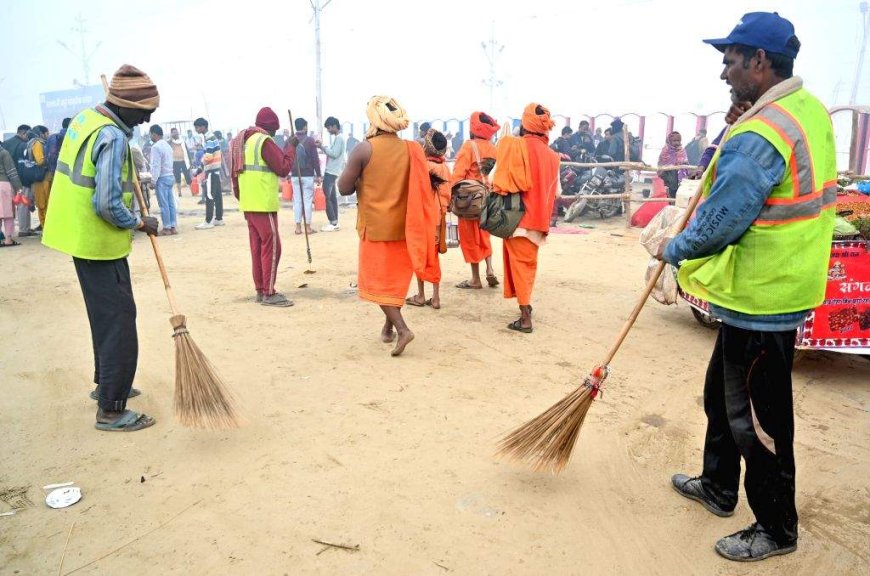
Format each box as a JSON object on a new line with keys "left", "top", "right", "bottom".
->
{"left": 656, "top": 12, "right": 837, "bottom": 562}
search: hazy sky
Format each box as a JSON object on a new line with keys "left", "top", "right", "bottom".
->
{"left": 1, "top": 0, "right": 867, "bottom": 143}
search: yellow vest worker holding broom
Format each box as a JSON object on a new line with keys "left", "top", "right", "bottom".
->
{"left": 656, "top": 13, "right": 836, "bottom": 562}
{"left": 42, "top": 65, "right": 161, "bottom": 432}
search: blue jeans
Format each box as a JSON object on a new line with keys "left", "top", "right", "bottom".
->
{"left": 156, "top": 175, "right": 177, "bottom": 229}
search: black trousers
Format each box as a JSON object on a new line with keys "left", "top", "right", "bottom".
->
{"left": 322, "top": 172, "right": 339, "bottom": 224}
{"left": 173, "top": 161, "right": 191, "bottom": 186}
{"left": 700, "top": 323, "right": 798, "bottom": 543}
{"left": 73, "top": 257, "right": 138, "bottom": 412}
{"left": 204, "top": 171, "right": 223, "bottom": 222}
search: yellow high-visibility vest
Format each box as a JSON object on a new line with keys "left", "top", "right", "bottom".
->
{"left": 42, "top": 108, "right": 136, "bottom": 260}
{"left": 238, "top": 133, "right": 279, "bottom": 213}
{"left": 678, "top": 88, "right": 837, "bottom": 315}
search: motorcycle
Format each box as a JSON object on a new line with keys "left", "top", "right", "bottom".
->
{"left": 563, "top": 155, "right": 626, "bottom": 221}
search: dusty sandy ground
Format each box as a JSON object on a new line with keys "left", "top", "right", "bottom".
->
{"left": 1, "top": 193, "right": 868, "bottom": 575}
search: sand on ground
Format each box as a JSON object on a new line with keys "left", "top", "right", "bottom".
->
{"left": 1, "top": 194, "right": 867, "bottom": 575}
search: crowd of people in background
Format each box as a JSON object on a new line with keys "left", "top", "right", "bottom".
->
{"left": 0, "top": 109, "right": 713, "bottom": 247}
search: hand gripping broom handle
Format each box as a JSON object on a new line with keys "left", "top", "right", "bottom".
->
{"left": 288, "top": 110, "right": 313, "bottom": 265}
{"left": 101, "top": 74, "right": 181, "bottom": 318}
{"left": 599, "top": 179, "right": 706, "bottom": 367}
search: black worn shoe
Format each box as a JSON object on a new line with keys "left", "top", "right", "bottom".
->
{"left": 90, "top": 388, "right": 141, "bottom": 401}
{"left": 715, "top": 523, "right": 797, "bottom": 562}
{"left": 671, "top": 474, "right": 734, "bottom": 517}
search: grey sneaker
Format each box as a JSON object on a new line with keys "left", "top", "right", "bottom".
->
{"left": 715, "top": 523, "right": 797, "bottom": 562}
{"left": 255, "top": 293, "right": 264, "bottom": 303}
{"left": 671, "top": 474, "right": 734, "bottom": 517}
{"left": 261, "top": 293, "right": 294, "bottom": 307}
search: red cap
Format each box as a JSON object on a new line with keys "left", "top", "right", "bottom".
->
{"left": 255, "top": 107, "right": 280, "bottom": 131}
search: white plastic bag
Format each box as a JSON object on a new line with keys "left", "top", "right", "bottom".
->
{"left": 639, "top": 205, "right": 685, "bottom": 257}
{"left": 646, "top": 258, "right": 679, "bottom": 305}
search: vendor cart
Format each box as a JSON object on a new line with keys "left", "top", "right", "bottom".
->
{"left": 680, "top": 194, "right": 870, "bottom": 356}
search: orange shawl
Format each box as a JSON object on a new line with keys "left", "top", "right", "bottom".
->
{"left": 405, "top": 142, "right": 440, "bottom": 283}
{"left": 492, "top": 135, "right": 532, "bottom": 193}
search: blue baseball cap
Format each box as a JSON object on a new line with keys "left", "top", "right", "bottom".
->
{"left": 703, "top": 12, "right": 800, "bottom": 59}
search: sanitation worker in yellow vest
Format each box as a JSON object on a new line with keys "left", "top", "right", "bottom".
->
{"left": 230, "top": 107, "right": 298, "bottom": 307}
{"left": 42, "top": 65, "right": 161, "bottom": 432}
{"left": 656, "top": 13, "right": 836, "bottom": 563}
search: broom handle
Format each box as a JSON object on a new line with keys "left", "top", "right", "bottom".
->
{"left": 600, "top": 178, "right": 706, "bottom": 366}
{"left": 101, "top": 74, "right": 181, "bottom": 317}
{"left": 288, "top": 110, "right": 313, "bottom": 264}
{"left": 132, "top": 180, "right": 182, "bottom": 316}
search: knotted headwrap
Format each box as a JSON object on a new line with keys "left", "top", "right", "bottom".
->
{"left": 423, "top": 129, "right": 447, "bottom": 158}
{"left": 105, "top": 65, "right": 160, "bottom": 110}
{"left": 366, "top": 95, "right": 410, "bottom": 138}
{"left": 521, "top": 103, "right": 555, "bottom": 135}
{"left": 470, "top": 111, "right": 500, "bottom": 140}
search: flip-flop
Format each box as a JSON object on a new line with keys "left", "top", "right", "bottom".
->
{"left": 486, "top": 274, "right": 500, "bottom": 287}
{"left": 425, "top": 299, "right": 441, "bottom": 309}
{"left": 405, "top": 296, "right": 425, "bottom": 307}
{"left": 94, "top": 410, "right": 155, "bottom": 432}
{"left": 507, "top": 319, "right": 533, "bottom": 333}
{"left": 0, "top": 240, "right": 21, "bottom": 247}
{"left": 90, "top": 388, "right": 141, "bottom": 401}
{"left": 455, "top": 280, "right": 482, "bottom": 289}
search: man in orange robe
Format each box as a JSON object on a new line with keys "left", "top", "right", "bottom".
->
{"left": 407, "top": 129, "right": 452, "bottom": 309}
{"left": 493, "top": 103, "right": 560, "bottom": 333}
{"left": 338, "top": 96, "right": 439, "bottom": 356}
{"left": 450, "top": 111, "right": 500, "bottom": 289}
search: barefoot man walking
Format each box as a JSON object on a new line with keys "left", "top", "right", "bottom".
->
{"left": 338, "top": 95, "right": 439, "bottom": 356}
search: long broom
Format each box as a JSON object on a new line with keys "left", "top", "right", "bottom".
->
{"left": 288, "top": 110, "right": 316, "bottom": 274}
{"left": 497, "top": 179, "right": 706, "bottom": 473}
{"left": 101, "top": 74, "right": 239, "bottom": 429}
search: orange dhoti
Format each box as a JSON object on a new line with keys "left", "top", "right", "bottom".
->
{"left": 358, "top": 236, "right": 414, "bottom": 307}
{"left": 458, "top": 218, "right": 492, "bottom": 264}
{"left": 502, "top": 236, "right": 539, "bottom": 306}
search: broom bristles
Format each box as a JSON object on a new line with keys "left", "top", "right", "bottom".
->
{"left": 497, "top": 370, "right": 606, "bottom": 474}
{"left": 173, "top": 328, "right": 240, "bottom": 430}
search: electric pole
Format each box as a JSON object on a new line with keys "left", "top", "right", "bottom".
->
{"left": 57, "top": 14, "right": 101, "bottom": 87}
{"left": 851, "top": 1, "right": 869, "bottom": 105}
{"left": 481, "top": 21, "right": 504, "bottom": 114}
{"left": 311, "top": 0, "right": 332, "bottom": 132}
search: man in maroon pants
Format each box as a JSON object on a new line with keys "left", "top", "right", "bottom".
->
{"left": 232, "top": 107, "right": 297, "bottom": 307}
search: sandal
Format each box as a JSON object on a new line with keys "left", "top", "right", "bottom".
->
{"left": 405, "top": 296, "right": 425, "bottom": 307}
{"left": 486, "top": 274, "right": 499, "bottom": 288}
{"left": 455, "top": 280, "right": 482, "bottom": 289}
{"left": 0, "top": 240, "right": 21, "bottom": 247}
{"left": 94, "top": 410, "right": 155, "bottom": 432}
{"left": 90, "top": 387, "right": 141, "bottom": 401}
{"left": 424, "top": 298, "right": 441, "bottom": 310}
{"left": 507, "top": 319, "right": 533, "bottom": 333}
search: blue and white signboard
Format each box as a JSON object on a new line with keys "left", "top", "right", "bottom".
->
{"left": 40, "top": 85, "right": 105, "bottom": 132}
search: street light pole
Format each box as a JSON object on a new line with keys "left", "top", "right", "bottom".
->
{"left": 851, "top": 1, "right": 869, "bottom": 105}
{"left": 481, "top": 21, "right": 504, "bottom": 114}
{"left": 311, "top": 0, "right": 332, "bottom": 132}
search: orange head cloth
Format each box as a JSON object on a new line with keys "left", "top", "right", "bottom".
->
{"left": 521, "top": 103, "right": 555, "bottom": 136}
{"left": 470, "top": 111, "right": 500, "bottom": 140}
